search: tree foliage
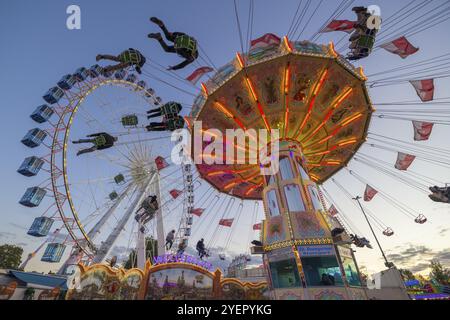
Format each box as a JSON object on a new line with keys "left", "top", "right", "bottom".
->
{"left": 429, "top": 260, "right": 450, "bottom": 285}
{"left": 399, "top": 268, "right": 416, "bottom": 281}
{"left": 0, "top": 244, "right": 23, "bottom": 269}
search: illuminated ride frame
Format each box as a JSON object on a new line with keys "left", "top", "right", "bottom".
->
{"left": 187, "top": 37, "right": 373, "bottom": 300}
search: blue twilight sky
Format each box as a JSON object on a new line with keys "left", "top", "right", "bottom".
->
{"left": 0, "top": 0, "right": 449, "bottom": 275}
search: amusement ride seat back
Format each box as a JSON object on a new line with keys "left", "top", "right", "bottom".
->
{"left": 94, "top": 135, "right": 107, "bottom": 147}
{"left": 174, "top": 35, "right": 198, "bottom": 56}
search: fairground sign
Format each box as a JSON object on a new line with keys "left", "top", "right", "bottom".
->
{"left": 152, "top": 253, "right": 213, "bottom": 271}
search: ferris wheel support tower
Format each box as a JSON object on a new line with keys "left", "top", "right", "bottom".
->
{"left": 136, "top": 170, "right": 165, "bottom": 269}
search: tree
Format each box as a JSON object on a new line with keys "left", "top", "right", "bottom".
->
{"left": 123, "top": 237, "right": 158, "bottom": 269}
{"left": 399, "top": 268, "right": 416, "bottom": 281}
{"left": 0, "top": 244, "right": 23, "bottom": 269}
{"left": 429, "top": 260, "right": 450, "bottom": 285}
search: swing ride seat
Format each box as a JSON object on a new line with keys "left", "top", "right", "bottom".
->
{"left": 383, "top": 227, "right": 394, "bottom": 236}
{"left": 119, "top": 49, "right": 144, "bottom": 65}
{"left": 174, "top": 35, "right": 198, "bottom": 56}
{"left": 219, "top": 254, "right": 226, "bottom": 260}
{"left": 161, "top": 102, "right": 182, "bottom": 117}
{"left": 17, "top": 156, "right": 45, "bottom": 177}
{"left": 121, "top": 114, "right": 139, "bottom": 127}
{"left": 109, "top": 191, "right": 119, "bottom": 201}
{"left": 27, "top": 217, "right": 54, "bottom": 237}
{"left": 93, "top": 135, "right": 107, "bottom": 147}
{"left": 114, "top": 174, "right": 125, "bottom": 185}
{"left": 30, "top": 104, "right": 54, "bottom": 123}
{"left": 347, "top": 30, "right": 376, "bottom": 61}
{"left": 414, "top": 214, "right": 427, "bottom": 224}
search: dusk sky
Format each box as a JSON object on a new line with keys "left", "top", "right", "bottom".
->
{"left": 0, "top": 0, "right": 449, "bottom": 276}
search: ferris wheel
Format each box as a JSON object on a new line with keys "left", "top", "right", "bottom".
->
{"left": 17, "top": 64, "right": 196, "bottom": 272}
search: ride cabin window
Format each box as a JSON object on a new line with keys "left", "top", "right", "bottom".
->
{"left": 269, "top": 259, "right": 301, "bottom": 289}
{"left": 340, "top": 255, "right": 361, "bottom": 287}
{"left": 301, "top": 256, "right": 344, "bottom": 287}
{"left": 295, "top": 157, "right": 310, "bottom": 180}
{"left": 266, "top": 189, "right": 281, "bottom": 217}
{"left": 279, "top": 157, "right": 295, "bottom": 180}
{"left": 307, "top": 185, "right": 323, "bottom": 211}
{"left": 284, "top": 184, "right": 306, "bottom": 212}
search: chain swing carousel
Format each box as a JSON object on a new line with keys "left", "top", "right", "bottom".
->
{"left": 188, "top": 36, "right": 372, "bottom": 300}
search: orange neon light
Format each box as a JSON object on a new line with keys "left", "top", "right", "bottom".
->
{"left": 309, "top": 174, "right": 320, "bottom": 182}
{"left": 257, "top": 102, "right": 271, "bottom": 131}
{"left": 314, "top": 69, "right": 328, "bottom": 95}
{"left": 284, "top": 64, "right": 291, "bottom": 95}
{"left": 214, "top": 102, "right": 247, "bottom": 130}
{"left": 340, "top": 112, "right": 363, "bottom": 127}
{"left": 243, "top": 171, "right": 261, "bottom": 182}
{"left": 337, "top": 138, "right": 358, "bottom": 147}
{"left": 214, "top": 102, "right": 234, "bottom": 118}
{"left": 283, "top": 36, "right": 293, "bottom": 52}
{"left": 224, "top": 181, "right": 238, "bottom": 190}
{"left": 323, "top": 160, "right": 341, "bottom": 166}
{"left": 245, "top": 183, "right": 263, "bottom": 196}
{"left": 201, "top": 83, "right": 208, "bottom": 97}
{"left": 207, "top": 171, "right": 226, "bottom": 177}
{"left": 184, "top": 116, "right": 192, "bottom": 129}
{"left": 284, "top": 63, "right": 291, "bottom": 137}
{"left": 245, "top": 77, "right": 258, "bottom": 101}
{"left": 302, "top": 87, "right": 353, "bottom": 143}
{"left": 295, "top": 69, "right": 328, "bottom": 138}
{"left": 236, "top": 52, "right": 245, "bottom": 69}
{"left": 307, "top": 113, "right": 363, "bottom": 147}
{"left": 328, "top": 42, "right": 338, "bottom": 57}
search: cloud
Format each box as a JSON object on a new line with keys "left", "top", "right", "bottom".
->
{"left": 387, "top": 244, "right": 450, "bottom": 274}
{"left": 0, "top": 231, "right": 16, "bottom": 240}
{"left": 438, "top": 227, "right": 450, "bottom": 237}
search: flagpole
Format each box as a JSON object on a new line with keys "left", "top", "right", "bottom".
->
{"left": 352, "top": 196, "right": 393, "bottom": 268}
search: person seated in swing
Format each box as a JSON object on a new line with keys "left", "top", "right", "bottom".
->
{"left": 196, "top": 238, "right": 207, "bottom": 260}
{"left": 177, "top": 240, "right": 187, "bottom": 255}
{"left": 165, "top": 230, "right": 176, "bottom": 250}
{"left": 429, "top": 185, "right": 450, "bottom": 203}
{"left": 96, "top": 48, "right": 146, "bottom": 74}
{"left": 148, "top": 17, "right": 198, "bottom": 70}
{"left": 146, "top": 114, "right": 185, "bottom": 132}
{"left": 147, "top": 102, "right": 182, "bottom": 120}
{"left": 135, "top": 195, "right": 159, "bottom": 225}
{"left": 347, "top": 7, "right": 378, "bottom": 61}
{"left": 72, "top": 132, "right": 118, "bottom": 156}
